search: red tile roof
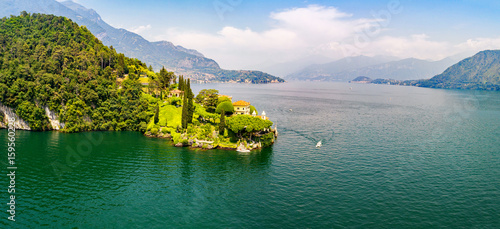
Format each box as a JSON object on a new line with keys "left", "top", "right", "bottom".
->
{"left": 233, "top": 100, "right": 250, "bottom": 106}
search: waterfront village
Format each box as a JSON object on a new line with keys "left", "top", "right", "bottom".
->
{"left": 139, "top": 74, "right": 278, "bottom": 152}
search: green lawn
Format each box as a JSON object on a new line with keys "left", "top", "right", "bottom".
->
{"left": 147, "top": 103, "right": 182, "bottom": 130}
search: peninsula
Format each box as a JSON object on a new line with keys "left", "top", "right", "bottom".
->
{"left": 0, "top": 13, "right": 277, "bottom": 151}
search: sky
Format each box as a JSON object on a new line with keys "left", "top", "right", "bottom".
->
{"left": 58, "top": 0, "right": 500, "bottom": 70}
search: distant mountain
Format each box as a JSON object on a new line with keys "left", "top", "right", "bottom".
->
{"left": 422, "top": 50, "right": 500, "bottom": 90}
{"left": 257, "top": 55, "right": 334, "bottom": 78}
{"left": 286, "top": 55, "right": 400, "bottom": 81}
{"left": 338, "top": 57, "right": 461, "bottom": 81}
{"left": 0, "top": 0, "right": 283, "bottom": 83}
{"left": 287, "top": 55, "right": 464, "bottom": 81}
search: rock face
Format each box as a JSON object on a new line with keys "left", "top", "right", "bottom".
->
{"left": 43, "top": 106, "right": 64, "bottom": 130}
{"left": 0, "top": 102, "right": 31, "bottom": 130}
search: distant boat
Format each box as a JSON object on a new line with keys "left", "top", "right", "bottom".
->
{"left": 316, "top": 141, "right": 322, "bottom": 148}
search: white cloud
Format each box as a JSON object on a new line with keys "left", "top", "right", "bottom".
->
{"left": 366, "top": 34, "right": 452, "bottom": 60}
{"left": 157, "top": 5, "right": 382, "bottom": 69}
{"left": 154, "top": 5, "right": 500, "bottom": 70}
{"left": 457, "top": 37, "right": 500, "bottom": 51}
{"left": 129, "top": 24, "right": 152, "bottom": 34}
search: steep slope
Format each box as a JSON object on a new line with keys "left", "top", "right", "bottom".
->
{"left": 0, "top": 0, "right": 283, "bottom": 83}
{"left": 0, "top": 13, "right": 151, "bottom": 131}
{"left": 423, "top": 50, "right": 500, "bottom": 90}
{"left": 287, "top": 55, "right": 400, "bottom": 81}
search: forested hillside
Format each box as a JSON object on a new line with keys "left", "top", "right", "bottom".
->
{"left": 0, "top": 13, "right": 151, "bottom": 131}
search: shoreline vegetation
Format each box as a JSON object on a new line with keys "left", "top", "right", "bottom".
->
{"left": 0, "top": 13, "right": 279, "bottom": 152}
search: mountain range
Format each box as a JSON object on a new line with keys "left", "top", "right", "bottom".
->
{"left": 0, "top": 0, "right": 283, "bottom": 83}
{"left": 423, "top": 50, "right": 500, "bottom": 90}
{"left": 286, "top": 55, "right": 465, "bottom": 82}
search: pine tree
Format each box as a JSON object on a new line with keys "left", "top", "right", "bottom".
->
{"left": 219, "top": 110, "right": 226, "bottom": 134}
{"left": 154, "top": 103, "right": 159, "bottom": 124}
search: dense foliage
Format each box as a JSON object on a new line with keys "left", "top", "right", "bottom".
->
{"left": 195, "top": 89, "right": 218, "bottom": 112}
{"left": 0, "top": 13, "right": 151, "bottom": 131}
{"left": 226, "top": 115, "right": 273, "bottom": 138}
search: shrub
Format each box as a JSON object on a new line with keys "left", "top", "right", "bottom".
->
{"left": 150, "top": 128, "right": 159, "bottom": 135}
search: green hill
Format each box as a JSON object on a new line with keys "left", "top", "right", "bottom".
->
{"left": 0, "top": 13, "right": 151, "bottom": 131}
{"left": 0, "top": 0, "right": 284, "bottom": 83}
{"left": 423, "top": 50, "right": 500, "bottom": 90}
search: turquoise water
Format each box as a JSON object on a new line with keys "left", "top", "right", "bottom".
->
{"left": 1, "top": 82, "right": 499, "bottom": 228}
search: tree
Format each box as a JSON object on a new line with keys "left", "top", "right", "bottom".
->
{"left": 226, "top": 115, "right": 273, "bottom": 138}
{"left": 215, "top": 101, "right": 234, "bottom": 114}
{"left": 195, "top": 89, "right": 219, "bottom": 113}
{"left": 158, "top": 66, "right": 173, "bottom": 90}
{"left": 178, "top": 75, "right": 184, "bottom": 91}
{"left": 181, "top": 90, "right": 188, "bottom": 129}
{"left": 250, "top": 105, "right": 257, "bottom": 115}
{"left": 217, "top": 96, "right": 231, "bottom": 105}
{"left": 154, "top": 103, "right": 159, "bottom": 124}
{"left": 186, "top": 78, "right": 194, "bottom": 124}
{"left": 219, "top": 110, "right": 226, "bottom": 134}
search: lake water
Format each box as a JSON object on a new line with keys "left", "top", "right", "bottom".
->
{"left": 1, "top": 82, "right": 499, "bottom": 228}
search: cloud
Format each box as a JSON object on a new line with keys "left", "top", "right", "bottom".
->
{"left": 129, "top": 24, "right": 152, "bottom": 34}
{"left": 154, "top": 5, "right": 500, "bottom": 70}
{"left": 366, "top": 34, "right": 452, "bottom": 60}
{"left": 157, "top": 5, "right": 382, "bottom": 69}
{"left": 457, "top": 37, "right": 500, "bottom": 51}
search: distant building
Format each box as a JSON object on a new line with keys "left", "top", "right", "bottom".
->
{"left": 233, "top": 100, "right": 250, "bottom": 115}
{"left": 169, "top": 89, "right": 184, "bottom": 97}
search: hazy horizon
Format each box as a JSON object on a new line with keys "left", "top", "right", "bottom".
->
{"left": 52, "top": 0, "right": 500, "bottom": 71}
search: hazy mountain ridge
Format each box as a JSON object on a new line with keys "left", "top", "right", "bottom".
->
{"left": 0, "top": 0, "right": 283, "bottom": 83}
{"left": 287, "top": 55, "right": 463, "bottom": 81}
{"left": 287, "top": 55, "right": 400, "bottom": 81}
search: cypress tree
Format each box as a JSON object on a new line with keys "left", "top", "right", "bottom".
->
{"left": 186, "top": 78, "right": 194, "bottom": 123}
{"left": 179, "top": 75, "right": 184, "bottom": 91}
{"left": 181, "top": 90, "right": 188, "bottom": 129}
{"left": 219, "top": 110, "right": 226, "bottom": 134}
{"left": 154, "top": 103, "right": 159, "bottom": 124}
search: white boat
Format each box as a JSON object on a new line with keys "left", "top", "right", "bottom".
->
{"left": 237, "top": 148, "right": 251, "bottom": 153}
{"left": 237, "top": 145, "right": 251, "bottom": 153}
{"left": 316, "top": 141, "right": 322, "bottom": 148}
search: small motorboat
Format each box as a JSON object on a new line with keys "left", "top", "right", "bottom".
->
{"left": 316, "top": 141, "right": 322, "bottom": 148}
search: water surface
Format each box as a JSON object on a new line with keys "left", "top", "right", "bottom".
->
{"left": 1, "top": 82, "right": 499, "bottom": 228}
